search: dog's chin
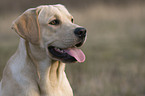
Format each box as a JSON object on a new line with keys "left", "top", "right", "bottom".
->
{"left": 47, "top": 41, "right": 85, "bottom": 63}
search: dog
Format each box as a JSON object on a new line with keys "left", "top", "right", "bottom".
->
{"left": 0, "top": 4, "right": 87, "bottom": 96}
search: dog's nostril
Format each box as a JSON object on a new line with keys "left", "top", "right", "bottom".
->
{"left": 74, "top": 28, "right": 86, "bottom": 38}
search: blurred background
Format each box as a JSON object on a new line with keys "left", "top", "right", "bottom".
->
{"left": 0, "top": 0, "right": 145, "bottom": 96}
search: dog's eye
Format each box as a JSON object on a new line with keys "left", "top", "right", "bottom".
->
{"left": 49, "top": 19, "right": 60, "bottom": 25}
{"left": 71, "top": 18, "right": 74, "bottom": 23}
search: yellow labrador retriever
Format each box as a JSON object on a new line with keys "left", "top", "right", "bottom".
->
{"left": 0, "top": 4, "right": 87, "bottom": 96}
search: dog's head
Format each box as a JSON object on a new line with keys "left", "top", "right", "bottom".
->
{"left": 12, "top": 4, "right": 87, "bottom": 63}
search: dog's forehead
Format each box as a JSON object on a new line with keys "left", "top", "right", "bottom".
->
{"left": 53, "top": 4, "right": 71, "bottom": 15}
{"left": 38, "top": 5, "right": 72, "bottom": 19}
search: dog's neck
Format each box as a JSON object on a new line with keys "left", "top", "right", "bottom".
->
{"left": 18, "top": 38, "right": 73, "bottom": 96}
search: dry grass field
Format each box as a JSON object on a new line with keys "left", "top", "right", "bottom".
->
{"left": 0, "top": 4, "right": 145, "bottom": 96}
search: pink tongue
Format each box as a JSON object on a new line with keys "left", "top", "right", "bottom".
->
{"left": 64, "top": 48, "right": 85, "bottom": 63}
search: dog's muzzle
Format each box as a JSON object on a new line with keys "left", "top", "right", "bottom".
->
{"left": 47, "top": 27, "right": 87, "bottom": 63}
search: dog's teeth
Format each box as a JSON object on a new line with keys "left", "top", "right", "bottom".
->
{"left": 54, "top": 47, "right": 65, "bottom": 53}
{"left": 56, "top": 48, "right": 59, "bottom": 50}
{"left": 60, "top": 50, "right": 64, "bottom": 53}
{"left": 57, "top": 48, "right": 60, "bottom": 51}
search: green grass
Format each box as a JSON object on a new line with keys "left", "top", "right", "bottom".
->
{"left": 1, "top": 4, "right": 145, "bottom": 96}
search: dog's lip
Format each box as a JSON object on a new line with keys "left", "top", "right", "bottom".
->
{"left": 75, "top": 41, "right": 84, "bottom": 47}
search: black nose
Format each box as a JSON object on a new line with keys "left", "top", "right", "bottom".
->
{"left": 74, "top": 27, "right": 86, "bottom": 38}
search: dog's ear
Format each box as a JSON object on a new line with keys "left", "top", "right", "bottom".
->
{"left": 12, "top": 8, "right": 41, "bottom": 45}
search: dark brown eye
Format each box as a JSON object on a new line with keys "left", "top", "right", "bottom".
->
{"left": 71, "top": 18, "right": 74, "bottom": 23}
{"left": 49, "top": 19, "right": 60, "bottom": 25}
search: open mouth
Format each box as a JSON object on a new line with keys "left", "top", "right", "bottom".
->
{"left": 47, "top": 42, "right": 85, "bottom": 63}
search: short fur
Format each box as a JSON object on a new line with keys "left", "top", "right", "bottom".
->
{"left": 0, "top": 4, "right": 86, "bottom": 96}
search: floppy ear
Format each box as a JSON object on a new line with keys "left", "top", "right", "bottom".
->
{"left": 12, "top": 8, "right": 40, "bottom": 45}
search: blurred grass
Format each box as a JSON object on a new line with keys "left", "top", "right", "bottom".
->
{"left": 0, "top": 13, "right": 19, "bottom": 79}
{"left": 1, "top": 4, "right": 145, "bottom": 96}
